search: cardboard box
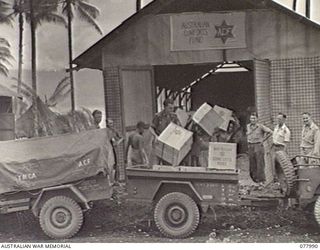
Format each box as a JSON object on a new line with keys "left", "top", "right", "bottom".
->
{"left": 208, "top": 142, "right": 237, "bottom": 170}
{"left": 213, "top": 105, "right": 233, "bottom": 131}
{"left": 192, "top": 103, "right": 224, "bottom": 135}
{"left": 175, "top": 108, "right": 189, "bottom": 128}
{"left": 155, "top": 122, "right": 193, "bottom": 166}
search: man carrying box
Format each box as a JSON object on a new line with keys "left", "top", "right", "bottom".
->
{"left": 152, "top": 98, "right": 181, "bottom": 136}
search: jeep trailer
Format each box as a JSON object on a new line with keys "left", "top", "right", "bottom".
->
{"left": 0, "top": 175, "right": 112, "bottom": 239}
{"left": 126, "top": 164, "right": 283, "bottom": 239}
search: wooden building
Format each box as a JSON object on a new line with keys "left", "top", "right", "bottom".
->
{"left": 73, "top": 0, "right": 320, "bottom": 172}
{"left": 0, "top": 84, "right": 19, "bottom": 140}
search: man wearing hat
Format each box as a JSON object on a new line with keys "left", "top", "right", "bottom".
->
{"left": 126, "top": 121, "right": 149, "bottom": 166}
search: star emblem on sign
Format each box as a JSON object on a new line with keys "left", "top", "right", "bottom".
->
{"left": 215, "top": 20, "right": 234, "bottom": 44}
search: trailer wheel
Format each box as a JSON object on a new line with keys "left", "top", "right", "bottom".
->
{"left": 154, "top": 192, "right": 200, "bottom": 238}
{"left": 275, "top": 151, "right": 296, "bottom": 195}
{"left": 313, "top": 197, "right": 320, "bottom": 227}
{"left": 39, "top": 196, "right": 83, "bottom": 239}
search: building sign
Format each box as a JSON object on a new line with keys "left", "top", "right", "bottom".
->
{"left": 170, "top": 12, "right": 246, "bottom": 51}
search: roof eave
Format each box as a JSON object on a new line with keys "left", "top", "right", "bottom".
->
{"left": 73, "top": 0, "right": 320, "bottom": 70}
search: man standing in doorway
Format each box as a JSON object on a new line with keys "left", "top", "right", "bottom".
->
{"left": 247, "top": 112, "right": 273, "bottom": 184}
{"left": 300, "top": 112, "right": 320, "bottom": 162}
{"left": 273, "top": 112, "right": 291, "bottom": 152}
{"left": 152, "top": 98, "right": 180, "bottom": 136}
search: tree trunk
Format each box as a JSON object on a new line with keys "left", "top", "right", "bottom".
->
{"left": 16, "top": 8, "right": 24, "bottom": 116}
{"left": 136, "top": 0, "right": 141, "bottom": 12}
{"left": 67, "top": 1, "right": 75, "bottom": 111}
{"left": 29, "top": 0, "right": 38, "bottom": 136}
{"left": 306, "top": 0, "right": 310, "bottom": 18}
{"left": 293, "top": 0, "right": 297, "bottom": 10}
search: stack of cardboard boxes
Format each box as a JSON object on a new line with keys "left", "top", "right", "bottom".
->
{"left": 155, "top": 103, "right": 237, "bottom": 171}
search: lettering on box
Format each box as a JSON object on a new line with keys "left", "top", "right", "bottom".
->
{"left": 208, "top": 142, "right": 236, "bottom": 170}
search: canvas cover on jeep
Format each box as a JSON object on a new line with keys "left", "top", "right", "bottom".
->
{"left": 0, "top": 128, "right": 115, "bottom": 194}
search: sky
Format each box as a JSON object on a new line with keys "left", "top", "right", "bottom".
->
{"left": 0, "top": 0, "right": 319, "bottom": 114}
{"left": 1, "top": 0, "right": 319, "bottom": 72}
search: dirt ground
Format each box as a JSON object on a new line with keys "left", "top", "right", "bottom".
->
{"left": 0, "top": 199, "right": 319, "bottom": 243}
{"left": 0, "top": 155, "right": 319, "bottom": 243}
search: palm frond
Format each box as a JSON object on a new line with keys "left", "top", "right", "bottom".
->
{"left": 11, "top": 84, "right": 33, "bottom": 102}
{"left": 0, "top": 64, "right": 9, "bottom": 77}
{"left": 46, "top": 77, "right": 71, "bottom": 107}
{"left": 77, "top": 1, "right": 100, "bottom": 19}
{"left": 50, "top": 81, "right": 70, "bottom": 100}
{"left": 0, "top": 0, "right": 12, "bottom": 24}
{"left": 11, "top": 77, "right": 38, "bottom": 97}
{"left": 0, "top": 37, "right": 12, "bottom": 77}
{"left": 61, "top": 2, "right": 72, "bottom": 18}
{"left": 0, "top": 56, "right": 12, "bottom": 66}
{"left": 51, "top": 76, "right": 70, "bottom": 97}
{"left": 0, "top": 37, "right": 10, "bottom": 47}
{"left": 0, "top": 48, "right": 14, "bottom": 59}
{"left": 47, "top": 89, "right": 71, "bottom": 107}
{"left": 77, "top": 5, "right": 102, "bottom": 34}
{"left": 0, "top": 50, "right": 13, "bottom": 59}
{"left": 35, "top": 12, "right": 67, "bottom": 27}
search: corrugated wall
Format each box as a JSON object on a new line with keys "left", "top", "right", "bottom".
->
{"left": 271, "top": 56, "right": 320, "bottom": 157}
{"left": 254, "top": 59, "right": 273, "bottom": 183}
{"left": 254, "top": 59, "right": 272, "bottom": 126}
{"left": 103, "top": 67, "right": 126, "bottom": 181}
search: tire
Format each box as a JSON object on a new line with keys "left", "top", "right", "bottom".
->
{"left": 314, "top": 197, "right": 320, "bottom": 227}
{"left": 275, "top": 151, "right": 296, "bottom": 196}
{"left": 154, "top": 192, "right": 200, "bottom": 238}
{"left": 39, "top": 196, "right": 83, "bottom": 239}
{"left": 305, "top": 201, "right": 317, "bottom": 225}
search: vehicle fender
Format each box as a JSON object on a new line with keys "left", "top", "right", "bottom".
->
{"left": 151, "top": 180, "right": 203, "bottom": 203}
{"left": 314, "top": 185, "right": 320, "bottom": 195}
{"left": 31, "top": 184, "right": 89, "bottom": 217}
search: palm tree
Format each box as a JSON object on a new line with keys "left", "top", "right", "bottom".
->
{"left": 306, "top": 0, "right": 310, "bottom": 18}
{"left": 292, "top": 0, "right": 311, "bottom": 18}
{"left": 136, "top": 0, "right": 142, "bottom": 11}
{"left": 0, "top": 0, "right": 13, "bottom": 77}
{"left": 6, "top": 0, "right": 26, "bottom": 97}
{"left": 61, "top": 0, "right": 102, "bottom": 111}
{"left": 293, "top": 0, "right": 297, "bottom": 10}
{"left": 25, "top": 0, "right": 66, "bottom": 135}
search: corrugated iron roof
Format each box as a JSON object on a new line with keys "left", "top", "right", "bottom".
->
{"left": 73, "top": 0, "right": 320, "bottom": 70}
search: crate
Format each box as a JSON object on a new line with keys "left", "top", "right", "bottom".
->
{"left": 213, "top": 105, "right": 233, "bottom": 131}
{"left": 192, "top": 103, "right": 223, "bottom": 135}
{"left": 155, "top": 122, "right": 193, "bottom": 166}
{"left": 208, "top": 142, "right": 237, "bottom": 170}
